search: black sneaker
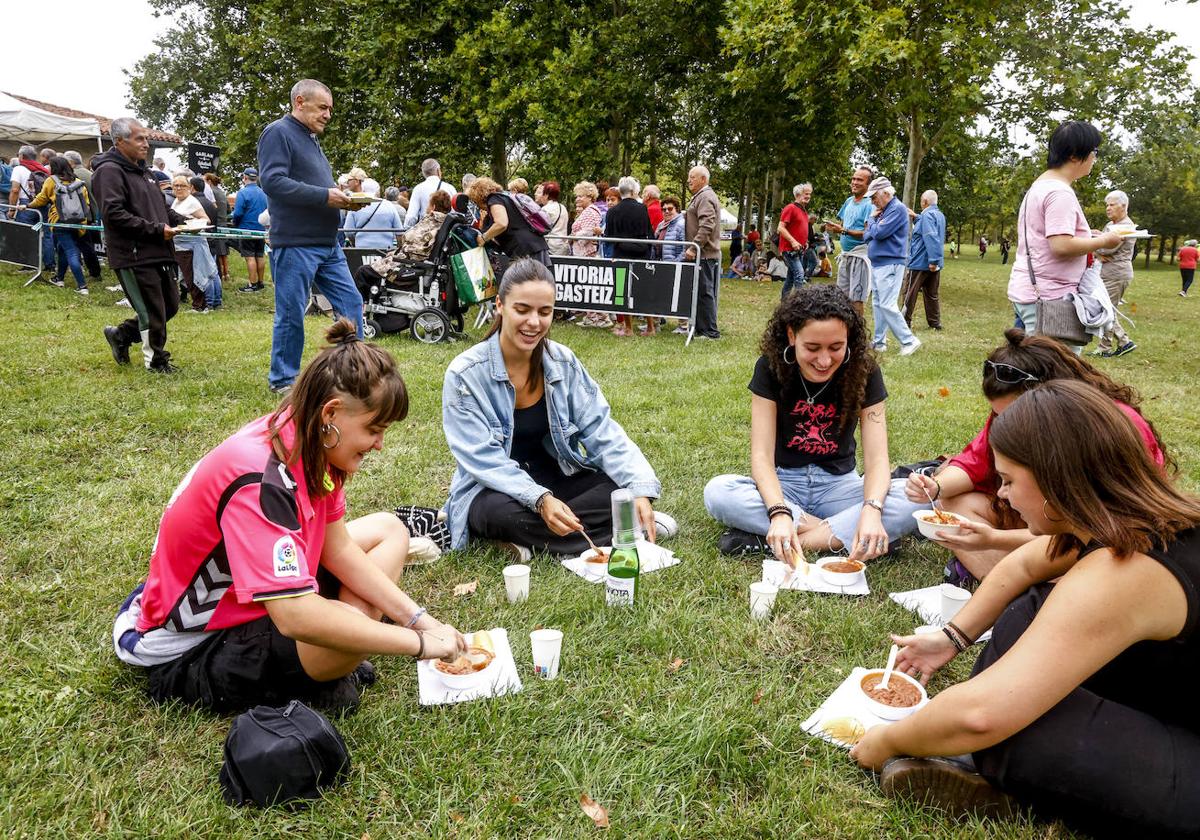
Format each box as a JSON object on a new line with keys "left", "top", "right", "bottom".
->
{"left": 880, "top": 756, "right": 1019, "bottom": 820}
{"left": 306, "top": 675, "right": 361, "bottom": 715}
{"left": 1113, "top": 340, "right": 1137, "bottom": 357}
{"left": 103, "top": 325, "right": 129, "bottom": 365}
{"left": 148, "top": 362, "right": 180, "bottom": 374}
{"left": 352, "top": 660, "right": 378, "bottom": 688}
{"left": 718, "top": 528, "right": 770, "bottom": 557}
{"left": 239, "top": 282, "right": 265, "bottom": 293}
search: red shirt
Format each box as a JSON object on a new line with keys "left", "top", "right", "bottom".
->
{"left": 948, "top": 401, "right": 1164, "bottom": 496}
{"left": 136, "top": 414, "right": 345, "bottom": 634}
{"left": 779, "top": 202, "right": 809, "bottom": 252}
{"left": 645, "top": 199, "right": 663, "bottom": 232}
{"left": 1179, "top": 246, "right": 1198, "bottom": 270}
{"left": 746, "top": 230, "right": 761, "bottom": 246}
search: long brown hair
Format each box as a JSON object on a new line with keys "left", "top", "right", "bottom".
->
{"left": 485, "top": 259, "right": 554, "bottom": 395}
{"left": 990, "top": 380, "right": 1200, "bottom": 561}
{"left": 983, "top": 328, "right": 1171, "bottom": 471}
{"left": 759, "top": 284, "right": 874, "bottom": 433}
{"left": 268, "top": 319, "right": 408, "bottom": 496}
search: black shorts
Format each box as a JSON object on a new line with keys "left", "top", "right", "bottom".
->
{"left": 238, "top": 237, "right": 265, "bottom": 257}
{"left": 145, "top": 615, "right": 358, "bottom": 714}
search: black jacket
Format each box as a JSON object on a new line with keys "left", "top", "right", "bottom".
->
{"left": 91, "top": 149, "right": 186, "bottom": 269}
{"left": 604, "top": 198, "right": 654, "bottom": 260}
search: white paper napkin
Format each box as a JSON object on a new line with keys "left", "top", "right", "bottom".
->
{"left": 416, "top": 627, "right": 523, "bottom": 706}
{"left": 560, "top": 539, "right": 681, "bottom": 584}
{"left": 801, "top": 667, "right": 926, "bottom": 749}
{"left": 888, "top": 585, "right": 992, "bottom": 642}
{"left": 762, "top": 559, "right": 870, "bottom": 596}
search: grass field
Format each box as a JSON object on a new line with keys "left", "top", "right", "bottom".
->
{"left": 0, "top": 249, "right": 1195, "bottom": 838}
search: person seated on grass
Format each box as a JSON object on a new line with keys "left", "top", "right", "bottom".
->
{"left": 704, "top": 284, "right": 919, "bottom": 562}
{"left": 441, "top": 258, "right": 676, "bottom": 562}
{"left": 729, "top": 250, "right": 754, "bottom": 279}
{"left": 813, "top": 252, "right": 832, "bottom": 278}
{"left": 113, "top": 319, "right": 465, "bottom": 714}
{"left": 851, "top": 380, "right": 1200, "bottom": 839}
{"left": 904, "top": 328, "right": 1165, "bottom": 585}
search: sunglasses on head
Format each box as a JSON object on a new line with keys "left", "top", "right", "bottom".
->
{"left": 984, "top": 360, "right": 1040, "bottom": 384}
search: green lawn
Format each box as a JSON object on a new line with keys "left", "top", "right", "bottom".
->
{"left": 0, "top": 250, "right": 1195, "bottom": 838}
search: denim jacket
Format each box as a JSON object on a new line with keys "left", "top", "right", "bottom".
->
{"left": 442, "top": 334, "right": 661, "bottom": 549}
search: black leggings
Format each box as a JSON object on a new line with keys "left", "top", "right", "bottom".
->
{"left": 1182, "top": 268, "right": 1194, "bottom": 294}
{"left": 972, "top": 584, "right": 1200, "bottom": 838}
{"left": 468, "top": 470, "right": 619, "bottom": 555}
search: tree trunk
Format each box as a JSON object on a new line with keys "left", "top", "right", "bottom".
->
{"left": 1170, "top": 234, "right": 1178, "bottom": 264}
{"left": 648, "top": 113, "right": 658, "bottom": 186}
{"left": 1145, "top": 239, "right": 1152, "bottom": 268}
{"left": 903, "top": 109, "right": 925, "bottom": 209}
{"left": 1158, "top": 234, "right": 1167, "bottom": 262}
{"left": 738, "top": 171, "right": 749, "bottom": 232}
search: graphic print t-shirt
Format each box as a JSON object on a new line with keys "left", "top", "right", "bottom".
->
{"left": 749, "top": 355, "right": 886, "bottom": 474}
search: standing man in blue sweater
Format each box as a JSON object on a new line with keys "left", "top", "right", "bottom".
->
{"left": 861, "top": 176, "right": 920, "bottom": 356}
{"left": 902, "top": 189, "right": 946, "bottom": 332}
{"left": 258, "top": 78, "right": 361, "bottom": 394}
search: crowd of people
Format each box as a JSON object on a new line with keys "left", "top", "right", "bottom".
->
{"left": 3, "top": 79, "right": 1195, "bottom": 835}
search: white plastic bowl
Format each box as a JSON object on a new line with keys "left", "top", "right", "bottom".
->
{"left": 912, "top": 509, "right": 969, "bottom": 542}
{"left": 581, "top": 547, "right": 610, "bottom": 579}
{"left": 436, "top": 647, "right": 496, "bottom": 691}
{"left": 816, "top": 556, "right": 866, "bottom": 587}
{"left": 858, "top": 669, "right": 928, "bottom": 721}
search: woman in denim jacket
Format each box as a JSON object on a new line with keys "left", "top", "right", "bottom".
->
{"left": 442, "top": 259, "right": 675, "bottom": 558}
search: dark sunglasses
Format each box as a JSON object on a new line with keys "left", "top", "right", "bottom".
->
{"left": 984, "top": 360, "right": 1040, "bottom": 384}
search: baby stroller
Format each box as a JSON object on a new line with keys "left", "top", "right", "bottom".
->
{"left": 352, "top": 212, "right": 478, "bottom": 343}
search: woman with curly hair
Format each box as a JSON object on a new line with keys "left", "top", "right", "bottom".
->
{"left": 904, "top": 328, "right": 1166, "bottom": 584}
{"left": 705, "top": 284, "right": 919, "bottom": 560}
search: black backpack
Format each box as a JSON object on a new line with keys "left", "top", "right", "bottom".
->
{"left": 219, "top": 700, "right": 351, "bottom": 808}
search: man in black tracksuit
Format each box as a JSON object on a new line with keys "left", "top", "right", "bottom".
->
{"left": 92, "top": 118, "right": 187, "bottom": 372}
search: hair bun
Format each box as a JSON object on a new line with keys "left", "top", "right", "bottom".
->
{"left": 325, "top": 317, "right": 359, "bottom": 347}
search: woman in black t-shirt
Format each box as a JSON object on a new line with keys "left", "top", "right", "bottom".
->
{"left": 704, "top": 284, "right": 919, "bottom": 561}
{"left": 852, "top": 380, "right": 1200, "bottom": 837}
{"left": 466, "top": 177, "right": 551, "bottom": 267}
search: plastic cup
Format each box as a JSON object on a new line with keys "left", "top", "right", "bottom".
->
{"left": 529, "top": 628, "right": 563, "bottom": 679}
{"left": 939, "top": 583, "right": 971, "bottom": 623}
{"left": 503, "top": 564, "right": 531, "bottom": 603}
{"left": 749, "top": 581, "right": 778, "bottom": 621}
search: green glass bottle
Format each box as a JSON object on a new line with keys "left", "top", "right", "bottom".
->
{"left": 605, "top": 489, "right": 640, "bottom": 607}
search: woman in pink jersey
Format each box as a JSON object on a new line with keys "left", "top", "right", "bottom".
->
{"left": 904, "top": 329, "right": 1168, "bottom": 584}
{"left": 113, "top": 319, "right": 465, "bottom": 713}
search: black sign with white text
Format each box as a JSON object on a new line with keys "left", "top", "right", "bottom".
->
{"left": 550, "top": 256, "right": 697, "bottom": 319}
{"left": 187, "top": 143, "right": 221, "bottom": 174}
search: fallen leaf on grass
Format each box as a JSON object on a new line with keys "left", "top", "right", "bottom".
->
{"left": 453, "top": 580, "right": 478, "bottom": 597}
{"left": 450, "top": 813, "right": 465, "bottom": 823}
{"left": 752, "top": 688, "right": 764, "bottom": 705}
{"left": 668, "top": 657, "right": 685, "bottom": 672}
{"left": 360, "top": 833, "right": 370, "bottom": 840}
{"left": 579, "top": 793, "right": 610, "bottom": 828}
{"left": 510, "top": 795, "right": 522, "bottom": 804}
{"left": 1131, "top": 302, "right": 1138, "bottom": 314}
{"left": 915, "top": 391, "right": 926, "bottom": 399}
{"left": 937, "top": 386, "right": 951, "bottom": 398}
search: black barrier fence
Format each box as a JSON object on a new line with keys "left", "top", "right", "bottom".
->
{"left": 0, "top": 215, "right": 44, "bottom": 283}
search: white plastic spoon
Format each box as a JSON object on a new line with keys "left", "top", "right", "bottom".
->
{"left": 879, "top": 643, "right": 900, "bottom": 690}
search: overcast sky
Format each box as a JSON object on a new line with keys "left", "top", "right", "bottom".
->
{"left": 4, "top": 0, "right": 1199, "bottom": 147}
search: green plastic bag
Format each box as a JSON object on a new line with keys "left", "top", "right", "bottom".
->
{"left": 451, "top": 245, "right": 496, "bottom": 304}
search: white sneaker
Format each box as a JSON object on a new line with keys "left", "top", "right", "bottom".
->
{"left": 496, "top": 541, "right": 532, "bottom": 564}
{"left": 899, "top": 337, "right": 922, "bottom": 356}
{"left": 653, "top": 511, "right": 679, "bottom": 541}
{"left": 405, "top": 536, "right": 442, "bottom": 566}
{"left": 76, "top": 287, "right": 89, "bottom": 296}
{"left": 106, "top": 285, "right": 122, "bottom": 292}
{"left": 115, "top": 297, "right": 131, "bottom": 308}
{"left": 872, "top": 342, "right": 888, "bottom": 352}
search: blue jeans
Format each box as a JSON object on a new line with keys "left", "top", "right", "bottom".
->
{"left": 781, "top": 250, "right": 806, "bottom": 298}
{"left": 704, "top": 466, "right": 920, "bottom": 550}
{"left": 870, "top": 263, "right": 917, "bottom": 348}
{"left": 53, "top": 230, "right": 85, "bottom": 288}
{"left": 206, "top": 273, "right": 223, "bottom": 309}
{"left": 268, "top": 243, "right": 363, "bottom": 388}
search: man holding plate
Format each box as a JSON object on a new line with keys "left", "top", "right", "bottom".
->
{"left": 257, "top": 78, "right": 362, "bottom": 395}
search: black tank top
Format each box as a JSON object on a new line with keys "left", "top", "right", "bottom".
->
{"left": 1075, "top": 526, "right": 1200, "bottom": 727}
{"left": 509, "top": 394, "right": 563, "bottom": 486}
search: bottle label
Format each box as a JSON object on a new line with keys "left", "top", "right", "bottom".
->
{"left": 605, "top": 574, "right": 636, "bottom": 607}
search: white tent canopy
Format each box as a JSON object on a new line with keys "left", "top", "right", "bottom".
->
{"left": 720, "top": 207, "right": 738, "bottom": 230}
{"left": 0, "top": 92, "right": 100, "bottom": 145}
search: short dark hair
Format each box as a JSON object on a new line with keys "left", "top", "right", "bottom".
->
{"left": 661, "top": 195, "right": 681, "bottom": 211}
{"left": 1046, "top": 121, "right": 1102, "bottom": 169}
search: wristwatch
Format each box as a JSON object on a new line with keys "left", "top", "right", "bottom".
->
{"left": 863, "top": 498, "right": 884, "bottom": 513}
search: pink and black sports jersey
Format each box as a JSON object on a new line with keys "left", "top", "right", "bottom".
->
{"left": 135, "top": 414, "right": 346, "bottom": 634}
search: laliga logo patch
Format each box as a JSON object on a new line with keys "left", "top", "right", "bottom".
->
{"left": 273, "top": 536, "right": 300, "bottom": 578}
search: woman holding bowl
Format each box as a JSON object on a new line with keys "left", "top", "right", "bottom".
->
{"left": 113, "top": 319, "right": 465, "bottom": 713}
{"left": 704, "top": 284, "right": 918, "bottom": 562}
{"left": 852, "top": 380, "right": 1200, "bottom": 837}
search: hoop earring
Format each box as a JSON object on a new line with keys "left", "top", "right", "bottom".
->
{"left": 1042, "top": 499, "right": 1063, "bottom": 522}
{"left": 321, "top": 422, "right": 342, "bottom": 449}
{"left": 783, "top": 344, "right": 797, "bottom": 365}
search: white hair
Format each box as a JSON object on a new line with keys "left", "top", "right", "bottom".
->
{"left": 689, "top": 165, "right": 710, "bottom": 182}
{"left": 64, "top": 151, "right": 83, "bottom": 165}
{"left": 793, "top": 183, "right": 812, "bottom": 197}
{"left": 1105, "top": 190, "right": 1129, "bottom": 207}
{"left": 290, "top": 79, "right": 331, "bottom": 104}
{"left": 618, "top": 176, "right": 640, "bottom": 197}
{"left": 109, "top": 117, "right": 141, "bottom": 142}
{"left": 921, "top": 189, "right": 938, "bottom": 205}
{"left": 421, "top": 158, "right": 441, "bottom": 177}
{"left": 643, "top": 184, "right": 660, "bottom": 199}
{"left": 879, "top": 186, "right": 896, "bottom": 199}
